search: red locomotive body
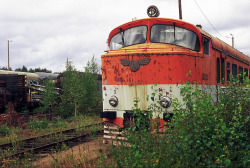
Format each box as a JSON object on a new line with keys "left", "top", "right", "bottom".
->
{"left": 101, "top": 15, "right": 250, "bottom": 141}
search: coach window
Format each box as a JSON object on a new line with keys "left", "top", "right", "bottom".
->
{"left": 216, "top": 58, "right": 220, "bottom": 83}
{"left": 203, "top": 37, "right": 210, "bottom": 55}
{"left": 221, "top": 58, "right": 225, "bottom": 83}
{"left": 227, "top": 62, "right": 230, "bottom": 82}
{"left": 239, "top": 66, "right": 243, "bottom": 83}
{"left": 232, "top": 64, "right": 237, "bottom": 79}
{"left": 244, "top": 68, "right": 249, "bottom": 78}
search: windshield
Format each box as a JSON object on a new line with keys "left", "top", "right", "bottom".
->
{"left": 110, "top": 26, "right": 147, "bottom": 50}
{"left": 150, "top": 24, "right": 200, "bottom": 51}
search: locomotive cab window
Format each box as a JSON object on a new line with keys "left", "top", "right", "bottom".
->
{"left": 110, "top": 26, "right": 147, "bottom": 50}
{"left": 203, "top": 37, "right": 210, "bottom": 55}
{"left": 150, "top": 24, "right": 200, "bottom": 51}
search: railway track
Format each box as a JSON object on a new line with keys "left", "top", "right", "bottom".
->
{"left": 0, "top": 122, "right": 104, "bottom": 162}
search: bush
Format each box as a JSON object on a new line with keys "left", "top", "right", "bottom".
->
{"left": 110, "top": 77, "right": 249, "bottom": 167}
{"left": 52, "top": 120, "right": 67, "bottom": 128}
{"left": 0, "top": 124, "right": 11, "bottom": 136}
{"left": 33, "top": 106, "right": 47, "bottom": 113}
{"left": 56, "top": 103, "right": 74, "bottom": 118}
{"left": 27, "top": 118, "right": 49, "bottom": 129}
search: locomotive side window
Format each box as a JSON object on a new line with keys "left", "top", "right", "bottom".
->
{"left": 110, "top": 26, "right": 147, "bottom": 50}
{"left": 216, "top": 58, "right": 220, "bottom": 83}
{"left": 239, "top": 66, "right": 243, "bottom": 83}
{"left": 150, "top": 24, "right": 200, "bottom": 51}
{"left": 203, "top": 38, "right": 210, "bottom": 55}
{"left": 221, "top": 58, "right": 225, "bottom": 83}
{"left": 227, "top": 62, "right": 230, "bottom": 81}
{"left": 232, "top": 64, "right": 237, "bottom": 79}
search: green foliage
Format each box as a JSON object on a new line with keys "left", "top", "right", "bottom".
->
{"left": 41, "top": 79, "right": 58, "bottom": 113}
{"left": 57, "top": 56, "right": 101, "bottom": 118}
{"left": 79, "top": 55, "right": 101, "bottom": 112}
{"left": 57, "top": 102, "right": 75, "bottom": 118}
{"left": 60, "top": 142, "right": 69, "bottom": 151}
{"left": 85, "top": 55, "right": 100, "bottom": 74}
{"left": 0, "top": 67, "right": 12, "bottom": 71}
{"left": 57, "top": 59, "right": 82, "bottom": 117}
{"left": 27, "top": 118, "right": 49, "bottom": 129}
{"left": 28, "top": 67, "right": 52, "bottom": 73}
{"left": 110, "top": 75, "right": 249, "bottom": 167}
{"left": 15, "top": 65, "right": 28, "bottom": 72}
{"left": 0, "top": 124, "right": 11, "bottom": 136}
{"left": 15, "top": 65, "right": 52, "bottom": 73}
{"left": 52, "top": 119, "right": 67, "bottom": 128}
{"left": 33, "top": 106, "right": 47, "bottom": 113}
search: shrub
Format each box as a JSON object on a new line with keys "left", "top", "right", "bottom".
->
{"left": 27, "top": 118, "right": 49, "bottom": 129}
{"left": 110, "top": 77, "right": 249, "bottom": 167}
{"left": 0, "top": 124, "right": 11, "bottom": 136}
{"left": 53, "top": 120, "right": 67, "bottom": 128}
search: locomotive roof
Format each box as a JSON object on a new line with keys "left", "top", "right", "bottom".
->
{"left": 108, "top": 17, "right": 250, "bottom": 65}
{"left": 198, "top": 27, "right": 250, "bottom": 65}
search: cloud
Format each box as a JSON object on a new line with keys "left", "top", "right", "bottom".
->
{"left": 0, "top": 0, "right": 249, "bottom": 72}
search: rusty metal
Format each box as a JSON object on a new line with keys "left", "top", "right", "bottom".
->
{"left": 101, "top": 16, "right": 250, "bottom": 138}
{"left": 120, "top": 59, "right": 130, "bottom": 66}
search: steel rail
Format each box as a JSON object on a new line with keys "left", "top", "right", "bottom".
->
{"left": 0, "top": 122, "right": 104, "bottom": 162}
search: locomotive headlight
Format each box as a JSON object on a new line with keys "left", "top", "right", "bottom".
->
{"left": 160, "top": 96, "right": 172, "bottom": 108}
{"left": 109, "top": 96, "right": 118, "bottom": 107}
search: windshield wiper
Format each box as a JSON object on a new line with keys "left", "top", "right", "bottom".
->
{"left": 119, "top": 28, "right": 125, "bottom": 47}
{"left": 173, "top": 22, "right": 176, "bottom": 41}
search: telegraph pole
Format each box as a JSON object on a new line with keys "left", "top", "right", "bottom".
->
{"left": 8, "top": 40, "right": 12, "bottom": 71}
{"left": 226, "top": 34, "right": 234, "bottom": 48}
{"left": 179, "top": 0, "right": 182, "bottom": 20}
{"left": 231, "top": 34, "right": 234, "bottom": 48}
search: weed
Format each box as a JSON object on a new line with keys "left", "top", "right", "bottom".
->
{"left": 109, "top": 75, "right": 249, "bottom": 167}
{"left": 0, "top": 124, "right": 11, "bottom": 136}
{"left": 27, "top": 118, "right": 49, "bottom": 130}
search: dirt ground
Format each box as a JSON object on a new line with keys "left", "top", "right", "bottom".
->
{"left": 32, "top": 137, "right": 109, "bottom": 168}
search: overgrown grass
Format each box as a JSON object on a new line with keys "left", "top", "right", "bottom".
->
{"left": 0, "top": 113, "right": 102, "bottom": 145}
{"left": 109, "top": 77, "right": 249, "bottom": 167}
{"left": 0, "top": 124, "right": 11, "bottom": 136}
{"left": 0, "top": 113, "right": 103, "bottom": 167}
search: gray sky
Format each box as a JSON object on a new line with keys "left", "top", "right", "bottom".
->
{"left": 0, "top": 0, "right": 249, "bottom": 72}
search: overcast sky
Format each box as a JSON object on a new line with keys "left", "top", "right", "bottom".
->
{"left": 0, "top": 0, "right": 249, "bottom": 73}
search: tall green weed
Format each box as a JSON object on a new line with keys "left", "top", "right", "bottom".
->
{"left": 27, "top": 118, "right": 49, "bottom": 129}
{"left": 0, "top": 124, "right": 11, "bottom": 136}
{"left": 110, "top": 77, "right": 249, "bottom": 167}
